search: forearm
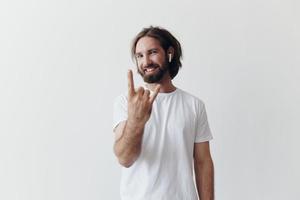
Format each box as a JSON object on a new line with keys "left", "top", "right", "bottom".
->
{"left": 114, "top": 121, "right": 144, "bottom": 167}
{"left": 194, "top": 159, "right": 214, "bottom": 200}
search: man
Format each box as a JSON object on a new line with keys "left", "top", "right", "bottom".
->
{"left": 113, "top": 26, "right": 214, "bottom": 200}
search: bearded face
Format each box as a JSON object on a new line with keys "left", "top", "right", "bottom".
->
{"left": 135, "top": 37, "right": 171, "bottom": 83}
{"left": 137, "top": 56, "right": 169, "bottom": 83}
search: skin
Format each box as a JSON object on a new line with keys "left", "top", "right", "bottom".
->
{"left": 113, "top": 36, "right": 214, "bottom": 199}
{"left": 194, "top": 142, "right": 215, "bottom": 200}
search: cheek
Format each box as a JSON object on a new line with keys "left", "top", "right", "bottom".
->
{"left": 137, "top": 60, "right": 145, "bottom": 68}
{"left": 135, "top": 60, "right": 141, "bottom": 68}
{"left": 137, "top": 63, "right": 143, "bottom": 73}
{"left": 152, "top": 56, "right": 164, "bottom": 64}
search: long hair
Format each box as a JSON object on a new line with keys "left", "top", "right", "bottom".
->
{"left": 131, "top": 26, "right": 183, "bottom": 79}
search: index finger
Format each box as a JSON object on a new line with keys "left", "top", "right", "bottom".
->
{"left": 127, "top": 69, "right": 135, "bottom": 96}
{"left": 149, "top": 85, "right": 160, "bottom": 104}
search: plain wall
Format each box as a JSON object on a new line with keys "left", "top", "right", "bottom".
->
{"left": 0, "top": 0, "right": 299, "bottom": 199}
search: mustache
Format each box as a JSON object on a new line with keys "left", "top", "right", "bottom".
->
{"left": 144, "top": 64, "right": 159, "bottom": 69}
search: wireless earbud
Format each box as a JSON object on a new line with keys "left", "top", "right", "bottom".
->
{"left": 168, "top": 54, "right": 172, "bottom": 63}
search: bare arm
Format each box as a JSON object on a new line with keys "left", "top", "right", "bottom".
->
{"left": 113, "top": 70, "right": 160, "bottom": 168}
{"left": 113, "top": 120, "right": 144, "bottom": 168}
{"left": 194, "top": 141, "right": 214, "bottom": 200}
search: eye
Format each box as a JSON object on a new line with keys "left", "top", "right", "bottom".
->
{"left": 150, "top": 50, "right": 157, "bottom": 54}
{"left": 135, "top": 54, "right": 143, "bottom": 59}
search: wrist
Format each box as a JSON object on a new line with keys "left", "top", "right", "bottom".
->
{"left": 126, "top": 118, "right": 145, "bottom": 130}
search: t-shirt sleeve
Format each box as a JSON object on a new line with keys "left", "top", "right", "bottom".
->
{"left": 112, "top": 94, "right": 128, "bottom": 131}
{"left": 194, "top": 101, "right": 213, "bottom": 143}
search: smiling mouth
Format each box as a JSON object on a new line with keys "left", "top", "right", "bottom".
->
{"left": 144, "top": 67, "right": 158, "bottom": 74}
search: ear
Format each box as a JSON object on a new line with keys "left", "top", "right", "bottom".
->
{"left": 167, "top": 46, "right": 175, "bottom": 57}
{"left": 167, "top": 47, "right": 175, "bottom": 62}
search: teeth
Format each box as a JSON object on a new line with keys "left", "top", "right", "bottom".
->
{"left": 145, "top": 68, "right": 156, "bottom": 72}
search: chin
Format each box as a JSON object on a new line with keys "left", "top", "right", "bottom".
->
{"left": 138, "top": 66, "right": 168, "bottom": 83}
{"left": 143, "top": 74, "right": 164, "bottom": 83}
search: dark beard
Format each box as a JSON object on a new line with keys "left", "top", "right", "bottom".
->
{"left": 138, "top": 61, "right": 169, "bottom": 83}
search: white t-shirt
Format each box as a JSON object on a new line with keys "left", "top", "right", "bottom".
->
{"left": 113, "top": 88, "right": 213, "bottom": 200}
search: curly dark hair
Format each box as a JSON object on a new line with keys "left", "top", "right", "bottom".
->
{"left": 131, "top": 26, "right": 183, "bottom": 79}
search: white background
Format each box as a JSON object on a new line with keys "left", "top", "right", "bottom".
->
{"left": 0, "top": 0, "right": 299, "bottom": 199}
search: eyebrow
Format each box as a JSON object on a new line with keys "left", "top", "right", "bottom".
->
{"left": 135, "top": 48, "right": 159, "bottom": 56}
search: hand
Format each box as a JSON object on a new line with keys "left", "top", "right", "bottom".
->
{"left": 127, "top": 69, "right": 160, "bottom": 127}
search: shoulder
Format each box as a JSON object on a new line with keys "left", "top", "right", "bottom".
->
{"left": 176, "top": 88, "right": 205, "bottom": 107}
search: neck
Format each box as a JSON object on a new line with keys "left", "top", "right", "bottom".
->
{"left": 145, "top": 73, "right": 176, "bottom": 93}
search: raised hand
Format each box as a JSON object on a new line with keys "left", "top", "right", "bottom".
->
{"left": 127, "top": 69, "right": 160, "bottom": 126}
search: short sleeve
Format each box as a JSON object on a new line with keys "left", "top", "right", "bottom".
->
{"left": 112, "top": 94, "right": 128, "bottom": 131}
{"left": 194, "top": 101, "right": 213, "bottom": 143}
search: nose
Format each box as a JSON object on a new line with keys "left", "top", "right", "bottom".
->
{"left": 143, "top": 55, "right": 152, "bottom": 66}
